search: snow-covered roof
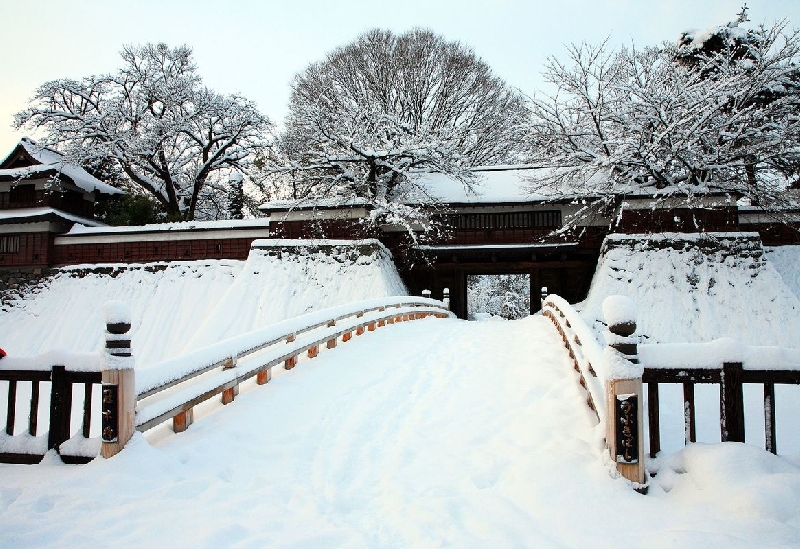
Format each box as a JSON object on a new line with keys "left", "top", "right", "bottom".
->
{"left": 0, "top": 207, "right": 106, "bottom": 227}
{"left": 403, "top": 167, "right": 557, "bottom": 204}
{"left": 0, "top": 138, "right": 123, "bottom": 196}
{"left": 259, "top": 167, "right": 580, "bottom": 213}
{"left": 260, "top": 166, "right": 733, "bottom": 213}
{"left": 64, "top": 217, "right": 270, "bottom": 236}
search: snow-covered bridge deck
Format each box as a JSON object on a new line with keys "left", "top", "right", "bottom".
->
{"left": 3, "top": 316, "right": 799, "bottom": 547}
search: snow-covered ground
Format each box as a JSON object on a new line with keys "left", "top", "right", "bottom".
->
{"left": 2, "top": 317, "right": 799, "bottom": 547}
{"left": 0, "top": 240, "right": 406, "bottom": 367}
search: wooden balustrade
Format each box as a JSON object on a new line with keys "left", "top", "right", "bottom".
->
{"left": 0, "top": 364, "right": 102, "bottom": 464}
{"left": 644, "top": 365, "right": 800, "bottom": 456}
{"left": 133, "top": 296, "right": 452, "bottom": 435}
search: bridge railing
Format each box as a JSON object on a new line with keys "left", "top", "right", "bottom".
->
{"left": 0, "top": 353, "right": 103, "bottom": 464}
{"left": 640, "top": 341, "right": 800, "bottom": 457}
{"left": 542, "top": 293, "right": 646, "bottom": 488}
{"left": 0, "top": 295, "right": 452, "bottom": 464}
{"left": 134, "top": 296, "right": 453, "bottom": 435}
{"left": 544, "top": 292, "right": 800, "bottom": 491}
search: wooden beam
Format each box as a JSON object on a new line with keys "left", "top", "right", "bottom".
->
{"left": 683, "top": 383, "right": 696, "bottom": 445}
{"left": 720, "top": 362, "right": 745, "bottom": 443}
{"left": 764, "top": 382, "right": 777, "bottom": 454}
{"left": 648, "top": 382, "right": 660, "bottom": 458}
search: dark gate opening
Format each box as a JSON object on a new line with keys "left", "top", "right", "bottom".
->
{"left": 466, "top": 273, "right": 531, "bottom": 320}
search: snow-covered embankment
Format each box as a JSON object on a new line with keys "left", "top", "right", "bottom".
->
{"left": 579, "top": 232, "right": 800, "bottom": 347}
{"left": 0, "top": 239, "right": 407, "bottom": 367}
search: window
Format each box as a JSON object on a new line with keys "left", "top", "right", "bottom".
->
{"left": 452, "top": 210, "right": 561, "bottom": 230}
{"left": 0, "top": 236, "right": 20, "bottom": 254}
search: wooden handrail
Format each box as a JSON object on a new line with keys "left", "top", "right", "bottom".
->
{"left": 135, "top": 300, "right": 452, "bottom": 433}
{"left": 541, "top": 297, "right": 605, "bottom": 423}
{"left": 643, "top": 362, "right": 800, "bottom": 456}
{"left": 136, "top": 297, "right": 448, "bottom": 399}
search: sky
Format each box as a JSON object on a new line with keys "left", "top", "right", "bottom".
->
{"left": 2, "top": 0, "right": 800, "bottom": 155}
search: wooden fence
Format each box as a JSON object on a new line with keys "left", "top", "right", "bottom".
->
{"left": 0, "top": 364, "right": 101, "bottom": 464}
{"left": 641, "top": 348, "right": 800, "bottom": 457}
{"left": 542, "top": 291, "right": 800, "bottom": 491}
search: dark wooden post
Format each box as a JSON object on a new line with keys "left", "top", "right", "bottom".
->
{"left": 6, "top": 380, "right": 16, "bottom": 436}
{"left": 683, "top": 383, "right": 696, "bottom": 445}
{"left": 720, "top": 362, "right": 745, "bottom": 443}
{"left": 48, "top": 365, "right": 72, "bottom": 451}
{"left": 29, "top": 380, "right": 40, "bottom": 436}
{"left": 422, "top": 289, "right": 431, "bottom": 299}
{"left": 101, "top": 301, "right": 136, "bottom": 459}
{"left": 443, "top": 288, "right": 450, "bottom": 310}
{"left": 764, "top": 382, "right": 777, "bottom": 454}
{"left": 540, "top": 286, "right": 548, "bottom": 310}
{"left": 647, "top": 382, "right": 660, "bottom": 458}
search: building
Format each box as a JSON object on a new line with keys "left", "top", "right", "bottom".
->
{"left": 0, "top": 138, "right": 122, "bottom": 270}
{"left": 261, "top": 167, "right": 783, "bottom": 318}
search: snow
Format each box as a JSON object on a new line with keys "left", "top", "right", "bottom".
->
{"left": 602, "top": 346, "right": 643, "bottom": 380}
{"left": 765, "top": 245, "right": 800, "bottom": 301}
{"left": 101, "top": 300, "right": 130, "bottom": 325}
{"left": 2, "top": 317, "right": 800, "bottom": 546}
{"left": 0, "top": 240, "right": 407, "bottom": 367}
{"left": 579, "top": 233, "right": 800, "bottom": 347}
{"left": 639, "top": 339, "right": 800, "bottom": 370}
{"left": 0, "top": 350, "right": 104, "bottom": 373}
{"left": 0, "top": 207, "right": 106, "bottom": 227}
{"left": 0, "top": 138, "right": 122, "bottom": 196}
{"left": 601, "top": 295, "right": 637, "bottom": 330}
{"left": 66, "top": 217, "right": 270, "bottom": 235}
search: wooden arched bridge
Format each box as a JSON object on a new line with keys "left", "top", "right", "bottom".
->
{"left": 2, "top": 292, "right": 800, "bottom": 493}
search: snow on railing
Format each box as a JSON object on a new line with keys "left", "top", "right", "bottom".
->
{"left": 0, "top": 302, "right": 134, "bottom": 464}
{"left": 0, "top": 295, "right": 453, "bottom": 464}
{"left": 541, "top": 294, "right": 606, "bottom": 423}
{"left": 542, "top": 293, "right": 647, "bottom": 489}
{"left": 134, "top": 295, "right": 454, "bottom": 434}
{"left": 640, "top": 339, "right": 800, "bottom": 458}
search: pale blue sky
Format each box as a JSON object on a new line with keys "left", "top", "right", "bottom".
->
{"left": 2, "top": 0, "right": 799, "bottom": 154}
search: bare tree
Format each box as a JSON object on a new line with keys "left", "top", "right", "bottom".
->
{"left": 528, "top": 12, "right": 800, "bottom": 225}
{"left": 15, "top": 43, "right": 273, "bottom": 220}
{"left": 269, "top": 28, "right": 530, "bottom": 237}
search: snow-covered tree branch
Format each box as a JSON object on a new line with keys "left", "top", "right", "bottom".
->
{"left": 14, "top": 43, "right": 274, "bottom": 220}
{"left": 528, "top": 10, "right": 800, "bottom": 226}
{"left": 264, "top": 28, "right": 530, "bottom": 237}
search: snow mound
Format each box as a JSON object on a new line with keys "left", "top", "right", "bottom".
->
{"left": 0, "top": 240, "right": 407, "bottom": 367}
{"left": 183, "top": 239, "right": 407, "bottom": 349}
{"left": 579, "top": 233, "right": 800, "bottom": 346}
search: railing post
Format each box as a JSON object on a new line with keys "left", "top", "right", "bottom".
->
{"left": 222, "top": 357, "right": 238, "bottom": 404}
{"left": 48, "top": 365, "right": 72, "bottom": 452}
{"left": 285, "top": 334, "right": 297, "bottom": 369}
{"left": 764, "top": 382, "right": 777, "bottom": 454}
{"left": 540, "top": 286, "right": 548, "bottom": 310}
{"left": 101, "top": 301, "right": 136, "bottom": 459}
{"left": 327, "top": 320, "right": 337, "bottom": 349}
{"left": 602, "top": 295, "right": 645, "bottom": 488}
{"left": 422, "top": 289, "right": 431, "bottom": 299}
{"left": 443, "top": 288, "right": 450, "bottom": 310}
{"left": 720, "top": 362, "right": 745, "bottom": 443}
